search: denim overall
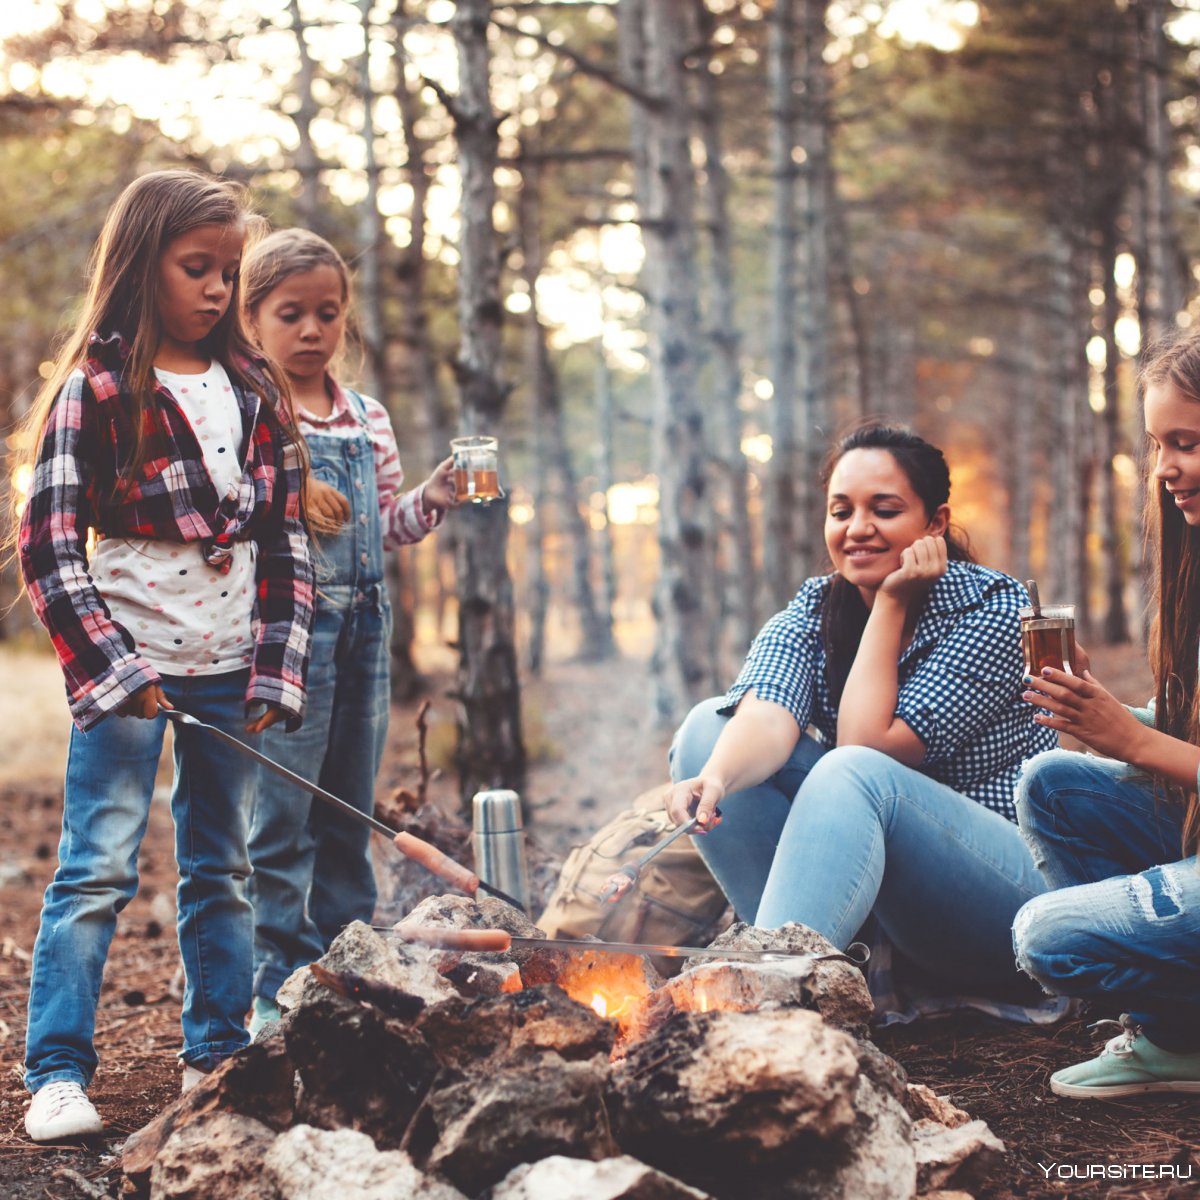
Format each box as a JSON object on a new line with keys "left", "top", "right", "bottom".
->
{"left": 249, "top": 389, "right": 392, "bottom": 1002}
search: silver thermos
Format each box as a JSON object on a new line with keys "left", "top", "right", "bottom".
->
{"left": 471, "top": 789, "right": 530, "bottom": 914}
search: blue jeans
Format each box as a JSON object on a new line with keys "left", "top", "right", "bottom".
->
{"left": 248, "top": 592, "right": 391, "bottom": 1001}
{"left": 1013, "top": 749, "right": 1200, "bottom": 1052}
{"left": 25, "top": 670, "right": 257, "bottom": 1092}
{"left": 670, "top": 698, "right": 1047, "bottom": 992}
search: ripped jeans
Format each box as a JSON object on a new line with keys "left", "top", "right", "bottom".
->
{"left": 1012, "top": 749, "right": 1200, "bottom": 1052}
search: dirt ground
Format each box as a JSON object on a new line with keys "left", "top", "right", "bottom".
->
{"left": 0, "top": 640, "right": 1197, "bottom": 1199}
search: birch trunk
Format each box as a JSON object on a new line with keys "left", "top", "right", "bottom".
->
{"left": 287, "top": 0, "right": 322, "bottom": 230}
{"left": 1046, "top": 227, "right": 1091, "bottom": 625}
{"left": 521, "top": 165, "right": 550, "bottom": 677}
{"left": 1137, "top": 0, "right": 1184, "bottom": 339}
{"left": 619, "top": 0, "right": 713, "bottom": 725}
{"left": 519, "top": 158, "right": 613, "bottom": 667}
{"left": 764, "top": 0, "right": 800, "bottom": 609}
{"left": 356, "top": 0, "right": 386, "bottom": 403}
{"left": 692, "top": 0, "right": 755, "bottom": 660}
{"left": 595, "top": 342, "right": 619, "bottom": 636}
{"left": 797, "top": 0, "right": 832, "bottom": 569}
{"left": 1008, "top": 317, "right": 1036, "bottom": 582}
{"left": 394, "top": 0, "right": 457, "bottom": 659}
{"left": 450, "top": 0, "right": 525, "bottom": 803}
{"left": 1132, "top": 0, "right": 1179, "bottom": 635}
{"left": 1099, "top": 224, "right": 1130, "bottom": 644}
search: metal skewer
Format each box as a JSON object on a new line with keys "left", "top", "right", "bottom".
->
{"left": 162, "top": 708, "right": 525, "bottom": 910}
{"left": 598, "top": 806, "right": 722, "bottom": 903}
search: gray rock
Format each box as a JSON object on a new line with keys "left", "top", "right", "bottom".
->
{"left": 703, "top": 923, "right": 874, "bottom": 1032}
{"left": 405, "top": 1054, "right": 618, "bottom": 1195}
{"left": 913, "top": 1118, "right": 1005, "bottom": 1193}
{"left": 277, "top": 920, "right": 456, "bottom": 1015}
{"left": 122, "top": 1036, "right": 296, "bottom": 1194}
{"left": 415, "top": 983, "right": 614, "bottom": 1072}
{"left": 148, "top": 1111, "right": 278, "bottom": 1200}
{"left": 264, "top": 1125, "right": 466, "bottom": 1199}
{"left": 608, "top": 1008, "right": 862, "bottom": 1195}
{"left": 487, "top": 1154, "right": 713, "bottom": 1200}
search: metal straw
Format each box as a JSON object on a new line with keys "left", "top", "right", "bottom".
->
{"left": 1025, "top": 579, "right": 1042, "bottom": 618}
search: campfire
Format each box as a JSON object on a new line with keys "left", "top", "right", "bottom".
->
{"left": 119, "top": 893, "right": 1005, "bottom": 1200}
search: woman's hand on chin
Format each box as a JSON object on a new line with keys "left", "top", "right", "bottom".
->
{"left": 878, "top": 534, "right": 948, "bottom": 608}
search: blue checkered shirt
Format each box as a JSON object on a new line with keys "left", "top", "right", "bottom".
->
{"left": 720, "top": 562, "right": 1058, "bottom": 820}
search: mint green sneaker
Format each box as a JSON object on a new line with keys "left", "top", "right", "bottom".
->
{"left": 248, "top": 994, "right": 281, "bottom": 1039}
{"left": 1051, "top": 1014, "right": 1200, "bottom": 1099}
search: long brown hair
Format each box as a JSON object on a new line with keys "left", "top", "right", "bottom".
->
{"left": 1141, "top": 329, "right": 1200, "bottom": 857}
{"left": 10, "top": 170, "right": 301, "bottom": 509}
{"left": 820, "top": 422, "right": 975, "bottom": 704}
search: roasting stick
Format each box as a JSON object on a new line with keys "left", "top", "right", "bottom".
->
{"left": 384, "top": 923, "right": 871, "bottom": 968}
{"left": 162, "top": 709, "right": 524, "bottom": 909}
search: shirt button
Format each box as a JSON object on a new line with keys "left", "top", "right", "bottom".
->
{"left": 359, "top": 514, "right": 368, "bottom": 525}
{"left": 355, "top": 480, "right": 364, "bottom": 490}
{"left": 360, "top": 552, "right": 369, "bottom": 565}
{"left": 348, "top": 444, "right": 359, "bottom": 457}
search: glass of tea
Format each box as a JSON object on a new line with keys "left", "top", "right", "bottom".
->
{"left": 450, "top": 435, "right": 503, "bottom": 504}
{"left": 1019, "top": 604, "right": 1076, "bottom": 676}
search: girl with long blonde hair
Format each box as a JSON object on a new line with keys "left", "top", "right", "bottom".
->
{"left": 1016, "top": 328, "right": 1200, "bottom": 1098}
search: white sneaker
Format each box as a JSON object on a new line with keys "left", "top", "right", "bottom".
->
{"left": 24, "top": 1081, "right": 103, "bottom": 1142}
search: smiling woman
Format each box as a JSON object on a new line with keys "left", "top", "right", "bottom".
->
{"left": 661, "top": 421, "right": 1062, "bottom": 1028}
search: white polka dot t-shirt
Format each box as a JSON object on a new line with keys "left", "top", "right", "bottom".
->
{"left": 92, "top": 361, "right": 257, "bottom": 676}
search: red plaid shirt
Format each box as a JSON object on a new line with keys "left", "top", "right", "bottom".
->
{"left": 19, "top": 331, "right": 314, "bottom": 731}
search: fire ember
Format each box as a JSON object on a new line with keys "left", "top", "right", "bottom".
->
{"left": 120, "top": 896, "right": 1004, "bottom": 1200}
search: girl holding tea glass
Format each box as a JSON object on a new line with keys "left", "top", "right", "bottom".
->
{"left": 1015, "top": 329, "right": 1200, "bottom": 1098}
{"left": 241, "top": 228, "right": 457, "bottom": 1033}
{"left": 666, "top": 422, "right": 1059, "bottom": 1015}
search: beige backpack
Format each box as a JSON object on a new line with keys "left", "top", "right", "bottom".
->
{"left": 537, "top": 785, "right": 730, "bottom": 954}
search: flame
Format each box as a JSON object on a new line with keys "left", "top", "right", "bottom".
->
{"left": 591, "top": 992, "right": 607, "bottom": 1018}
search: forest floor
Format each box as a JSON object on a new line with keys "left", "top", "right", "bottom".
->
{"left": 0, "top": 640, "right": 1197, "bottom": 1199}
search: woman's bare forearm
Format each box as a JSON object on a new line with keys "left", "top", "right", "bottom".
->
{"left": 836, "top": 594, "right": 925, "bottom": 764}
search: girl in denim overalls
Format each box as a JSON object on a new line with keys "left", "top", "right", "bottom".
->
{"left": 242, "top": 229, "right": 456, "bottom": 1029}
{"left": 1017, "top": 328, "right": 1200, "bottom": 1099}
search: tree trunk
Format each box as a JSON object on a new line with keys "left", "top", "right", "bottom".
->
{"left": 286, "top": 0, "right": 323, "bottom": 231}
{"left": 595, "top": 342, "right": 619, "bottom": 637}
{"left": 692, "top": 0, "right": 756, "bottom": 665}
{"left": 355, "top": 0, "right": 416, "bottom": 698}
{"left": 1099, "top": 224, "right": 1130, "bottom": 644}
{"left": 519, "top": 156, "right": 614, "bottom": 666}
{"left": 394, "top": 0, "right": 456, "bottom": 681}
{"left": 1136, "top": 0, "right": 1184, "bottom": 340}
{"left": 763, "top": 0, "right": 800, "bottom": 610}
{"left": 1008, "top": 316, "right": 1035, "bottom": 583}
{"left": 796, "top": 0, "right": 833, "bottom": 568}
{"left": 619, "top": 0, "right": 713, "bottom": 726}
{"left": 1132, "top": 0, "right": 1180, "bottom": 636}
{"left": 450, "top": 0, "right": 525, "bottom": 806}
{"left": 829, "top": 180, "right": 871, "bottom": 419}
{"left": 521, "top": 167, "right": 551, "bottom": 677}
